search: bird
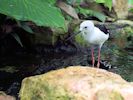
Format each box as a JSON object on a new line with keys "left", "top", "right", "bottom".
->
{"left": 67, "top": 20, "right": 110, "bottom": 68}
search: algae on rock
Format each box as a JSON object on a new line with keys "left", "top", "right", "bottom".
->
{"left": 19, "top": 66, "right": 133, "bottom": 100}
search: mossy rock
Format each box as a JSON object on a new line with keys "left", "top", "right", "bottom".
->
{"left": 19, "top": 66, "right": 133, "bottom": 100}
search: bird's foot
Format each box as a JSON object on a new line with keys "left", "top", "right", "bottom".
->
{"left": 99, "top": 60, "right": 112, "bottom": 70}
{"left": 92, "top": 62, "right": 95, "bottom": 67}
{"left": 91, "top": 57, "right": 95, "bottom": 67}
{"left": 97, "top": 63, "right": 100, "bottom": 68}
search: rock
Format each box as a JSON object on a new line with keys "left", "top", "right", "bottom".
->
{"left": 32, "top": 26, "right": 66, "bottom": 45}
{"left": 19, "top": 66, "right": 133, "bottom": 100}
{"left": 0, "top": 91, "right": 15, "bottom": 100}
{"left": 113, "top": 0, "right": 128, "bottom": 19}
{"left": 115, "top": 20, "right": 133, "bottom": 26}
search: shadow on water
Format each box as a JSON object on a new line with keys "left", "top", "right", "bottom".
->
{"left": 0, "top": 54, "right": 41, "bottom": 99}
{"left": 0, "top": 26, "right": 133, "bottom": 99}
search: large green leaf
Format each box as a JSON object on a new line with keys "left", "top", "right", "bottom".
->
{"left": 0, "top": 0, "right": 66, "bottom": 31}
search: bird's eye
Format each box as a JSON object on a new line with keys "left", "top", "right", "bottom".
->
{"left": 84, "top": 26, "right": 87, "bottom": 29}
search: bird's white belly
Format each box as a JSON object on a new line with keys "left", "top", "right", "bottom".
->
{"left": 89, "top": 36, "right": 105, "bottom": 44}
{"left": 83, "top": 32, "right": 109, "bottom": 45}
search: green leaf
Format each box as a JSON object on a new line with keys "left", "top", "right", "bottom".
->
{"left": 95, "top": 0, "right": 112, "bottom": 10}
{"left": 129, "top": 8, "right": 133, "bottom": 12}
{"left": 95, "top": 0, "right": 105, "bottom": 3}
{"left": 11, "top": 33, "right": 23, "bottom": 47}
{"left": 128, "top": 0, "right": 133, "bottom": 4}
{"left": 21, "top": 24, "right": 34, "bottom": 34}
{"left": 0, "top": 0, "right": 66, "bottom": 31}
{"left": 17, "top": 21, "right": 34, "bottom": 34}
{"left": 78, "top": 7, "right": 106, "bottom": 22}
{"left": 104, "top": 0, "right": 112, "bottom": 11}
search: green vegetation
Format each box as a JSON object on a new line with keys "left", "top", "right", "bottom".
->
{"left": 128, "top": 0, "right": 133, "bottom": 4}
{"left": 0, "top": 0, "right": 66, "bottom": 30}
{"left": 0, "top": 0, "right": 113, "bottom": 46}
{"left": 128, "top": 0, "right": 133, "bottom": 12}
{"left": 95, "top": 0, "right": 112, "bottom": 10}
{"left": 20, "top": 79, "right": 72, "bottom": 100}
{"left": 77, "top": 6, "right": 106, "bottom": 22}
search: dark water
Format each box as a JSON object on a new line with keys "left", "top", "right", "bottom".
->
{"left": 0, "top": 29, "right": 132, "bottom": 99}
{"left": 106, "top": 41, "right": 133, "bottom": 81}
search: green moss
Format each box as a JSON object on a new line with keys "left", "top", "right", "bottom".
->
{"left": 110, "top": 90, "right": 124, "bottom": 100}
{"left": 97, "top": 89, "right": 124, "bottom": 100}
{"left": 75, "top": 34, "right": 88, "bottom": 46}
{"left": 20, "top": 79, "right": 73, "bottom": 100}
{"left": 122, "top": 26, "right": 133, "bottom": 36}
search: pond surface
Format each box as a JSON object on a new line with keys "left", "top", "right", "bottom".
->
{"left": 0, "top": 25, "right": 132, "bottom": 99}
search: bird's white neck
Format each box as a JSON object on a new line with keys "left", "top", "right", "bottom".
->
{"left": 82, "top": 28, "right": 95, "bottom": 36}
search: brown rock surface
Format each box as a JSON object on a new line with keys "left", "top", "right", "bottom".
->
{"left": 113, "top": 0, "right": 128, "bottom": 19}
{"left": 0, "top": 91, "right": 15, "bottom": 100}
{"left": 20, "top": 66, "right": 133, "bottom": 100}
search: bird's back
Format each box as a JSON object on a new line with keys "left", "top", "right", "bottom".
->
{"left": 95, "top": 24, "right": 110, "bottom": 35}
{"left": 83, "top": 27, "right": 109, "bottom": 47}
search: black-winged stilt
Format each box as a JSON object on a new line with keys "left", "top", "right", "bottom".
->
{"left": 67, "top": 20, "right": 109, "bottom": 68}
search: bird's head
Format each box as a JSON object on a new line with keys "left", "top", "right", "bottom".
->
{"left": 79, "top": 20, "right": 95, "bottom": 34}
{"left": 65, "top": 20, "right": 95, "bottom": 41}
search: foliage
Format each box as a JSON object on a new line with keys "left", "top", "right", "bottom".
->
{"left": 0, "top": 0, "right": 66, "bottom": 31}
{"left": 128, "top": 0, "right": 133, "bottom": 12}
{"left": 0, "top": 0, "right": 67, "bottom": 47}
{"left": 0, "top": 0, "right": 112, "bottom": 32}
{"left": 77, "top": 6, "right": 106, "bottom": 22}
{"left": 0, "top": 0, "right": 113, "bottom": 47}
{"left": 95, "top": 0, "right": 112, "bottom": 10}
{"left": 123, "top": 26, "right": 133, "bottom": 36}
{"left": 64, "top": 0, "right": 112, "bottom": 22}
{"left": 67, "top": 0, "right": 112, "bottom": 10}
{"left": 17, "top": 21, "right": 34, "bottom": 34}
{"left": 57, "top": 1, "right": 79, "bottom": 19}
{"left": 129, "top": 8, "right": 133, "bottom": 12}
{"left": 11, "top": 33, "right": 23, "bottom": 47}
{"left": 0, "top": 16, "right": 34, "bottom": 47}
{"left": 128, "top": 0, "right": 133, "bottom": 4}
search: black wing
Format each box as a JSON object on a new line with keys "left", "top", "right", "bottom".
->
{"left": 95, "top": 24, "right": 109, "bottom": 34}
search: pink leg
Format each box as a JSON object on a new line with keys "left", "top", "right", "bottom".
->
{"left": 91, "top": 47, "right": 95, "bottom": 67}
{"left": 97, "top": 48, "right": 101, "bottom": 68}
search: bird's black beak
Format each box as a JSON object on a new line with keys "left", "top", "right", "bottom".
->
{"left": 65, "top": 31, "right": 81, "bottom": 41}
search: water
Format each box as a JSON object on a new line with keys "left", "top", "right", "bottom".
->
{"left": 106, "top": 40, "right": 133, "bottom": 81}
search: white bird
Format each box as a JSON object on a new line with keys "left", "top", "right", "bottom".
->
{"left": 67, "top": 20, "right": 109, "bottom": 68}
